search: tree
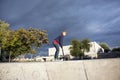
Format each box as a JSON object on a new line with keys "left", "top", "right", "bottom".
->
{"left": 1, "top": 29, "right": 24, "bottom": 62}
{"left": 70, "top": 39, "right": 90, "bottom": 59}
{"left": 1, "top": 28, "right": 49, "bottom": 62}
{"left": 0, "top": 20, "right": 9, "bottom": 30}
{"left": 112, "top": 47, "right": 120, "bottom": 52}
{"left": 0, "top": 20, "right": 49, "bottom": 62}
{"left": 16, "top": 27, "right": 49, "bottom": 59}
{"left": 81, "top": 39, "right": 90, "bottom": 58}
{"left": 28, "top": 27, "right": 48, "bottom": 48}
{"left": 70, "top": 40, "right": 82, "bottom": 58}
{"left": 27, "top": 28, "right": 48, "bottom": 59}
{"left": 99, "top": 42, "right": 110, "bottom": 53}
{"left": 0, "top": 20, "right": 10, "bottom": 61}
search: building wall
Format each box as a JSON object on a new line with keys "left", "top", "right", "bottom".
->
{"left": 48, "top": 45, "right": 70, "bottom": 56}
{"left": 84, "top": 42, "right": 104, "bottom": 58}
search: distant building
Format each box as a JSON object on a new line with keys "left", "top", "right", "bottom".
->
{"left": 84, "top": 42, "right": 104, "bottom": 58}
{"left": 48, "top": 41, "right": 104, "bottom": 59}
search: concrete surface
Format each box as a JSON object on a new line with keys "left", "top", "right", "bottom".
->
{"left": 0, "top": 58, "right": 120, "bottom": 80}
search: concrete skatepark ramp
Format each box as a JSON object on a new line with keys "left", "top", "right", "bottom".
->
{"left": 0, "top": 58, "right": 120, "bottom": 80}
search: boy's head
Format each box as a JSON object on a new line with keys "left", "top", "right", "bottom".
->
{"left": 61, "top": 31, "right": 67, "bottom": 36}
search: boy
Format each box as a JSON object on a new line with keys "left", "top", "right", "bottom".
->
{"left": 53, "top": 31, "right": 67, "bottom": 60}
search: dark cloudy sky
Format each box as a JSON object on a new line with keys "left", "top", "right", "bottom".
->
{"left": 0, "top": 0, "right": 120, "bottom": 55}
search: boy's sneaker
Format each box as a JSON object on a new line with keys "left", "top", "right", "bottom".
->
{"left": 53, "top": 59, "right": 63, "bottom": 62}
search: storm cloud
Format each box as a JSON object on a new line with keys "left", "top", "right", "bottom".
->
{"left": 0, "top": 0, "right": 120, "bottom": 49}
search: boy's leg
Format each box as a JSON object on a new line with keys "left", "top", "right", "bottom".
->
{"left": 53, "top": 44, "right": 60, "bottom": 59}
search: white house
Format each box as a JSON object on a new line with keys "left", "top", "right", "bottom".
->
{"left": 48, "top": 41, "right": 104, "bottom": 59}
{"left": 84, "top": 42, "right": 104, "bottom": 58}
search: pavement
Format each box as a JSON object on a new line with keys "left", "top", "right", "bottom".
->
{"left": 0, "top": 58, "right": 120, "bottom": 80}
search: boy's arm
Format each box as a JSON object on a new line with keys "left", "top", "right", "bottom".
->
{"left": 59, "top": 36, "right": 63, "bottom": 48}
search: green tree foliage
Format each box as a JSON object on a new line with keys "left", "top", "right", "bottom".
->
{"left": 81, "top": 39, "right": 90, "bottom": 54}
{"left": 0, "top": 20, "right": 49, "bottom": 62}
{"left": 0, "top": 20, "right": 10, "bottom": 61}
{"left": 99, "top": 42, "right": 110, "bottom": 53}
{"left": 112, "top": 47, "right": 120, "bottom": 52}
{"left": 70, "top": 40, "right": 82, "bottom": 58}
{"left": 2, "top": 30, "right": 20, "bottom": 62}
{"left": 0, "top": 20, "right": 10, "bottom": 45}
{"left": 70, "top": 39, "right": 90, "bottom": 59}
{"left": 0, "top": 20, "right": 9, "bottom": 30}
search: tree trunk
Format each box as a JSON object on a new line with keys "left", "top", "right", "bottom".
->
{"left": 23, "top": 54, "right": 26, "bottom": 58}
{"left": 0, "top": 47, "right": 1, "bottom": 61}
{"left": 31, "top": 54, "right": 33, "bottom": 59}
{"left": 81, "top": 56, "right": 84, "bottom": 60}
{"left": 9, "top": 51, "right": 11, "bottom": 62}
{"left": 0, "top": 47, "right": 1, "bottom": 56}
{"left": 81, "top": 51, "right": 84, "bottom": 60}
